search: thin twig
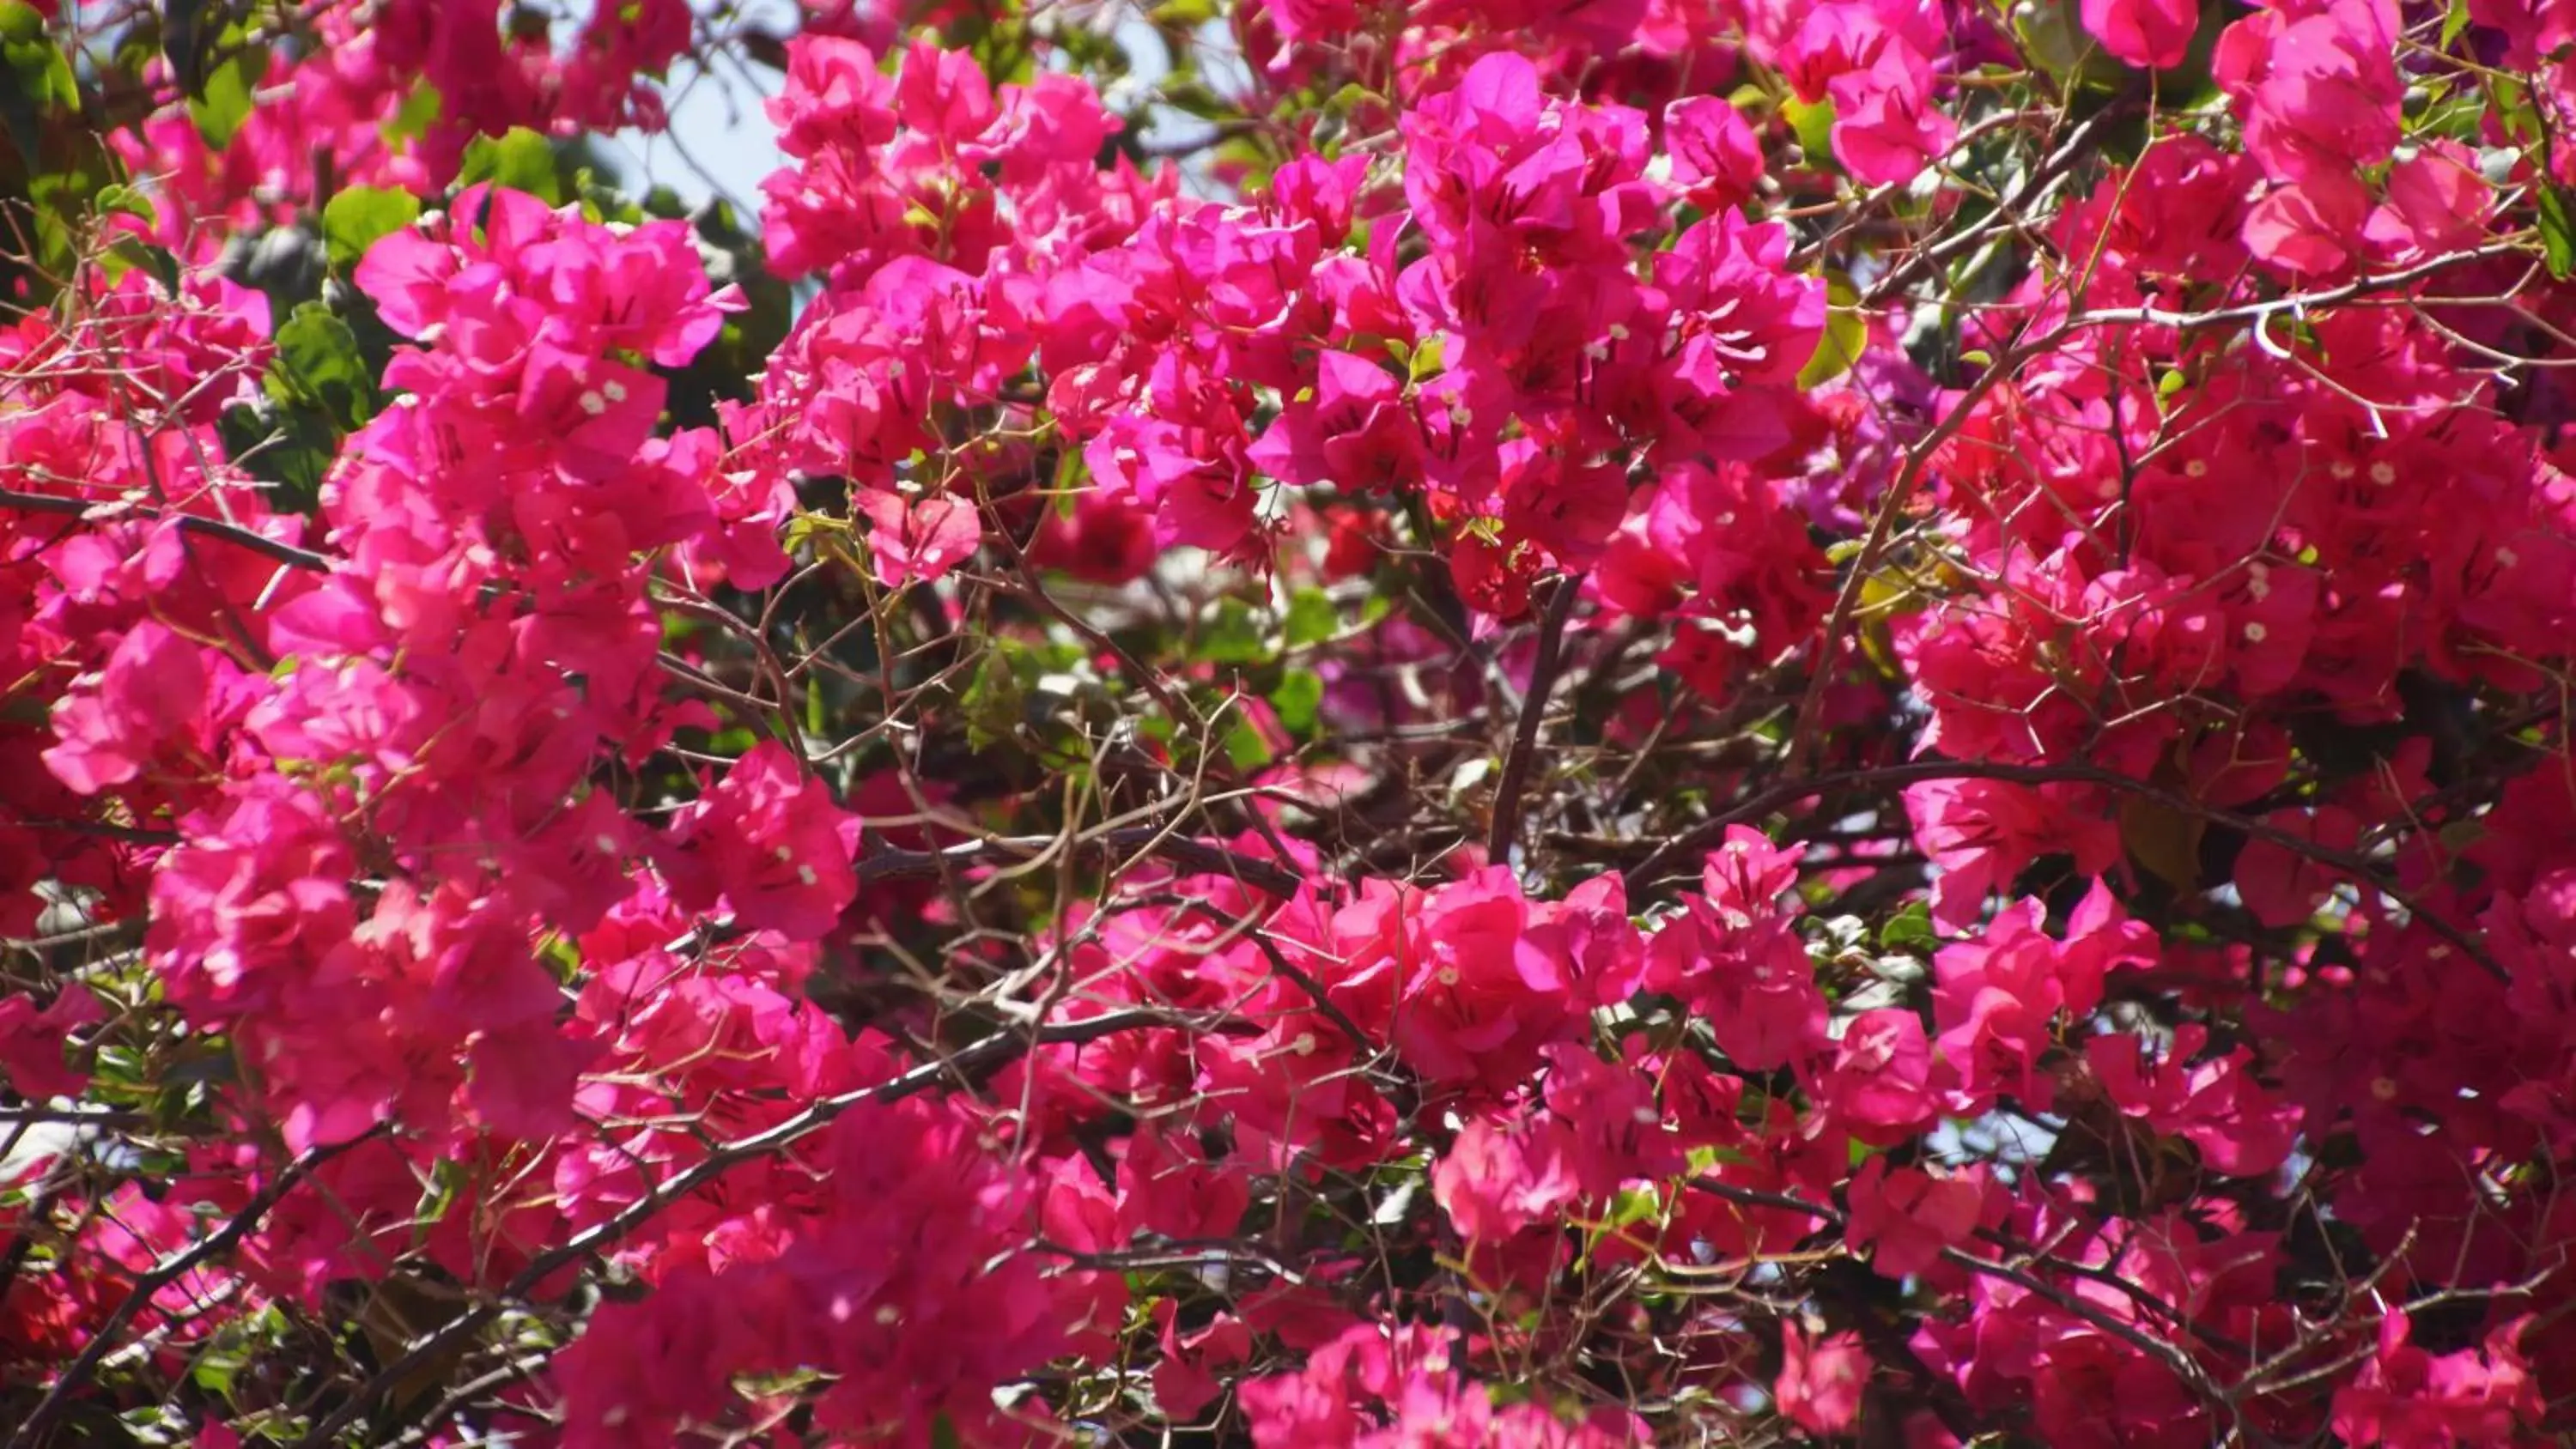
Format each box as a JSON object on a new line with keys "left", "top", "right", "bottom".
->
{"left": 1631, "top": 755, "right": 2506, "bottom": 979}
{"left": 293, "top": 1009, "right": 1190, "bottom": 1447}
{"left": 1486, "top": 573, "right": 1580, "bottom": 864}
{"left": 9, "top": 1126, "right": 390, "bottom": 1449}
{"left": 0, "top": 488, "right": 331, "bottom": 573}
{"left": 857, "top": 828, "right": 1304, "bottom": 899}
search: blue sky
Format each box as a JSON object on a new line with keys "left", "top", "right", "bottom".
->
{"left": 616, "top": 21, "right": 792, "bottom": 214}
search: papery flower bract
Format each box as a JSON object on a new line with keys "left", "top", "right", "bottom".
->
{"left": 1777, "top": 1322, "right": 1869, "bottom": 1434}
{"left": 2082, "top": 0, "right": 2201, "bottom": 70}
{"left": 659, "top": 741, "right": 862, "bottom": 941}
{"left": 43, "top": 621, "right": 213, "bottom": 795}
{"left": 855, "top": 488, "right": 982, "bottom": 587}
{"left": 1845, "top": 1157, "right": 1984, "bottom": 1279}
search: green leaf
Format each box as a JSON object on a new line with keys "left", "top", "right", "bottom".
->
{"left": 1783, "top": 97, "right": 1838, "bottom": 169}
{"left": 1271, "top": 669, "right": 1323, "bottom": 735}
{"left": 458, "top": 126, "right": 562, "bottom": 203}
{"left": 1, "top": 2, "right": 73, "bottom": 104}
{"left": 2541, "top": 185, "right": 2576, "bottom": 280}
{"left": 2494, "top": 76, "right": 2543, "bottom": 144}
{"left": 962, "top": 647, "right": 1027, "bottom": 753}
{"left": 1200, "top": 597, "right": 1270, "bottom": 665}
{"left": 1796, "top": 272, "right": 1867, "bottom": 391}
{"left": 384, "top": 79, "right": 442, "bottom": 146}
{"left": 413, "top": 1158, "right": 466, "bottom": 1238}
{"left": 219, "top": 401, "right": 337, "bottom": 506}
{"left": 2012, "top": 0, "right": 2118, "bottom": 88}
{"left": 1878, "top": 900, "right": 1937, "bottom": 954}
{"left": 1406, "top": 333, "right": 1445, "bottom": 383}
{"left": 321, "top": 185, "right": 421, "bottom": 270}
{"left": 1605, "top": 1184, "right": 1663, "bottom": 1231}
{"left": 1222, "top": 718, "right": 1275, "bottom": 770}
{"left": 2440, "top": 0, "right": 2472, "bottom": 50}
{"left": 93, "top": 182, "right": 155, "bottom": 225}
{"left": 2121, "top": 790, "right": 2208, "bottom": 894}
{"left": 187, "top": 42, "right": 264, "bottom": 151}
{"left": 268, "top": 303, "right": 376, "bottom": 431}
{"left": 0, "top": 0, "right": 47, "bottom": 45}
{"left": 1283, "top": 587, "right": 1338, "bottom": 648}
{"left": 0, "top": 0, "right": 76, "bottom": 169}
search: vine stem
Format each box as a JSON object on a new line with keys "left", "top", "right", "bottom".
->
{"left": 1486, "top": 573, "right": 1581, "bottom": 865}
{"left": 292, "top": 1009, "right": 1188, "bottom": 1447}
{"left": 9, "top": 1127, "right": 391, "bottom": 1449}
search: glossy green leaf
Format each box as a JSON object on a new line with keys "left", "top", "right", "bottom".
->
{"left": 459, "top": 126, "right": 562, "bottom": 203}
{"left": 2541, "top": 185, "right": 2575, "bottom": 280}
{"left": 1783, "top": 97, "right": 1837, "bottom": 168}
{"left": 321, "top": 185, "right": 421, "bottom": 270}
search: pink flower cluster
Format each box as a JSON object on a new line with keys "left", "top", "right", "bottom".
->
{"left": 15, "top": 0, "right": 2576, "bottom": 1445}
{"left": 113, "top": 0, "right": 696, "bottom": 245}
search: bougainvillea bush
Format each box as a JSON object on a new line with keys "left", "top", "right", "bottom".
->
{"left": 19, "top": 0, "right": 2576, "bottom": 1442}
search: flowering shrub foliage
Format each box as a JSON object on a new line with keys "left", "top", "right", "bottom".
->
{"left": 15, "top": 0, "right": 2576, "bottom": 1443}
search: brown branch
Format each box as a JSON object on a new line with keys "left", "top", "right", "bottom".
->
{"left": 1631, "top": 755, "right": 2506, "bottom": 979}
{"left": 857, "top": 828, "right": 1304, "bottom": 899}
{"left": 9, "top": 816, "right": 180, "bottom": 847}
{"left": 1779, "top": 321, "right": 2044, "bottom": 776}
{"left": 1683, "top": 1176, "right": 2231, "bottom": 1414}
{"left": 1487, "top": 573, "right": 1580, "bottom": 864}
{"left": 2067, "top": 242, "right": 2532, "bottom": 332}
{"left": 9, "top": 1126, "right": 391, "bottom": 1449}
{"left": 293, "top": 1009, "right": 1192, "bottom": 1448}
{"left": 0, "top": 488, "right": 331, "bottom": 573}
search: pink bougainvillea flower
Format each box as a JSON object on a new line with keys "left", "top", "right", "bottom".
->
{"left": 1845, "top": 1157, "right": 1984, "bottom": 1278}
{"left": 1777, "top": 1322, "right": 1869, "bottom": 1434}
{"left": 2082, "top": 0, "right": 2201, "bottom": 70}
{"left": 855, "top": 488, "right": 983, "bottom": 587}
{"left": 658, "top": 741, "right": 862, "bottom": 940}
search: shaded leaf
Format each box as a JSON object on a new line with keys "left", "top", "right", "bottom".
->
{"left": 268, "top": 302, "right": 376, "bottom": 431}
{"left": 2120, "top": 792, "right": 2208, "bottom": 894}
{"left": 186, "top": 42, "right": 264, "bottom": 150}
